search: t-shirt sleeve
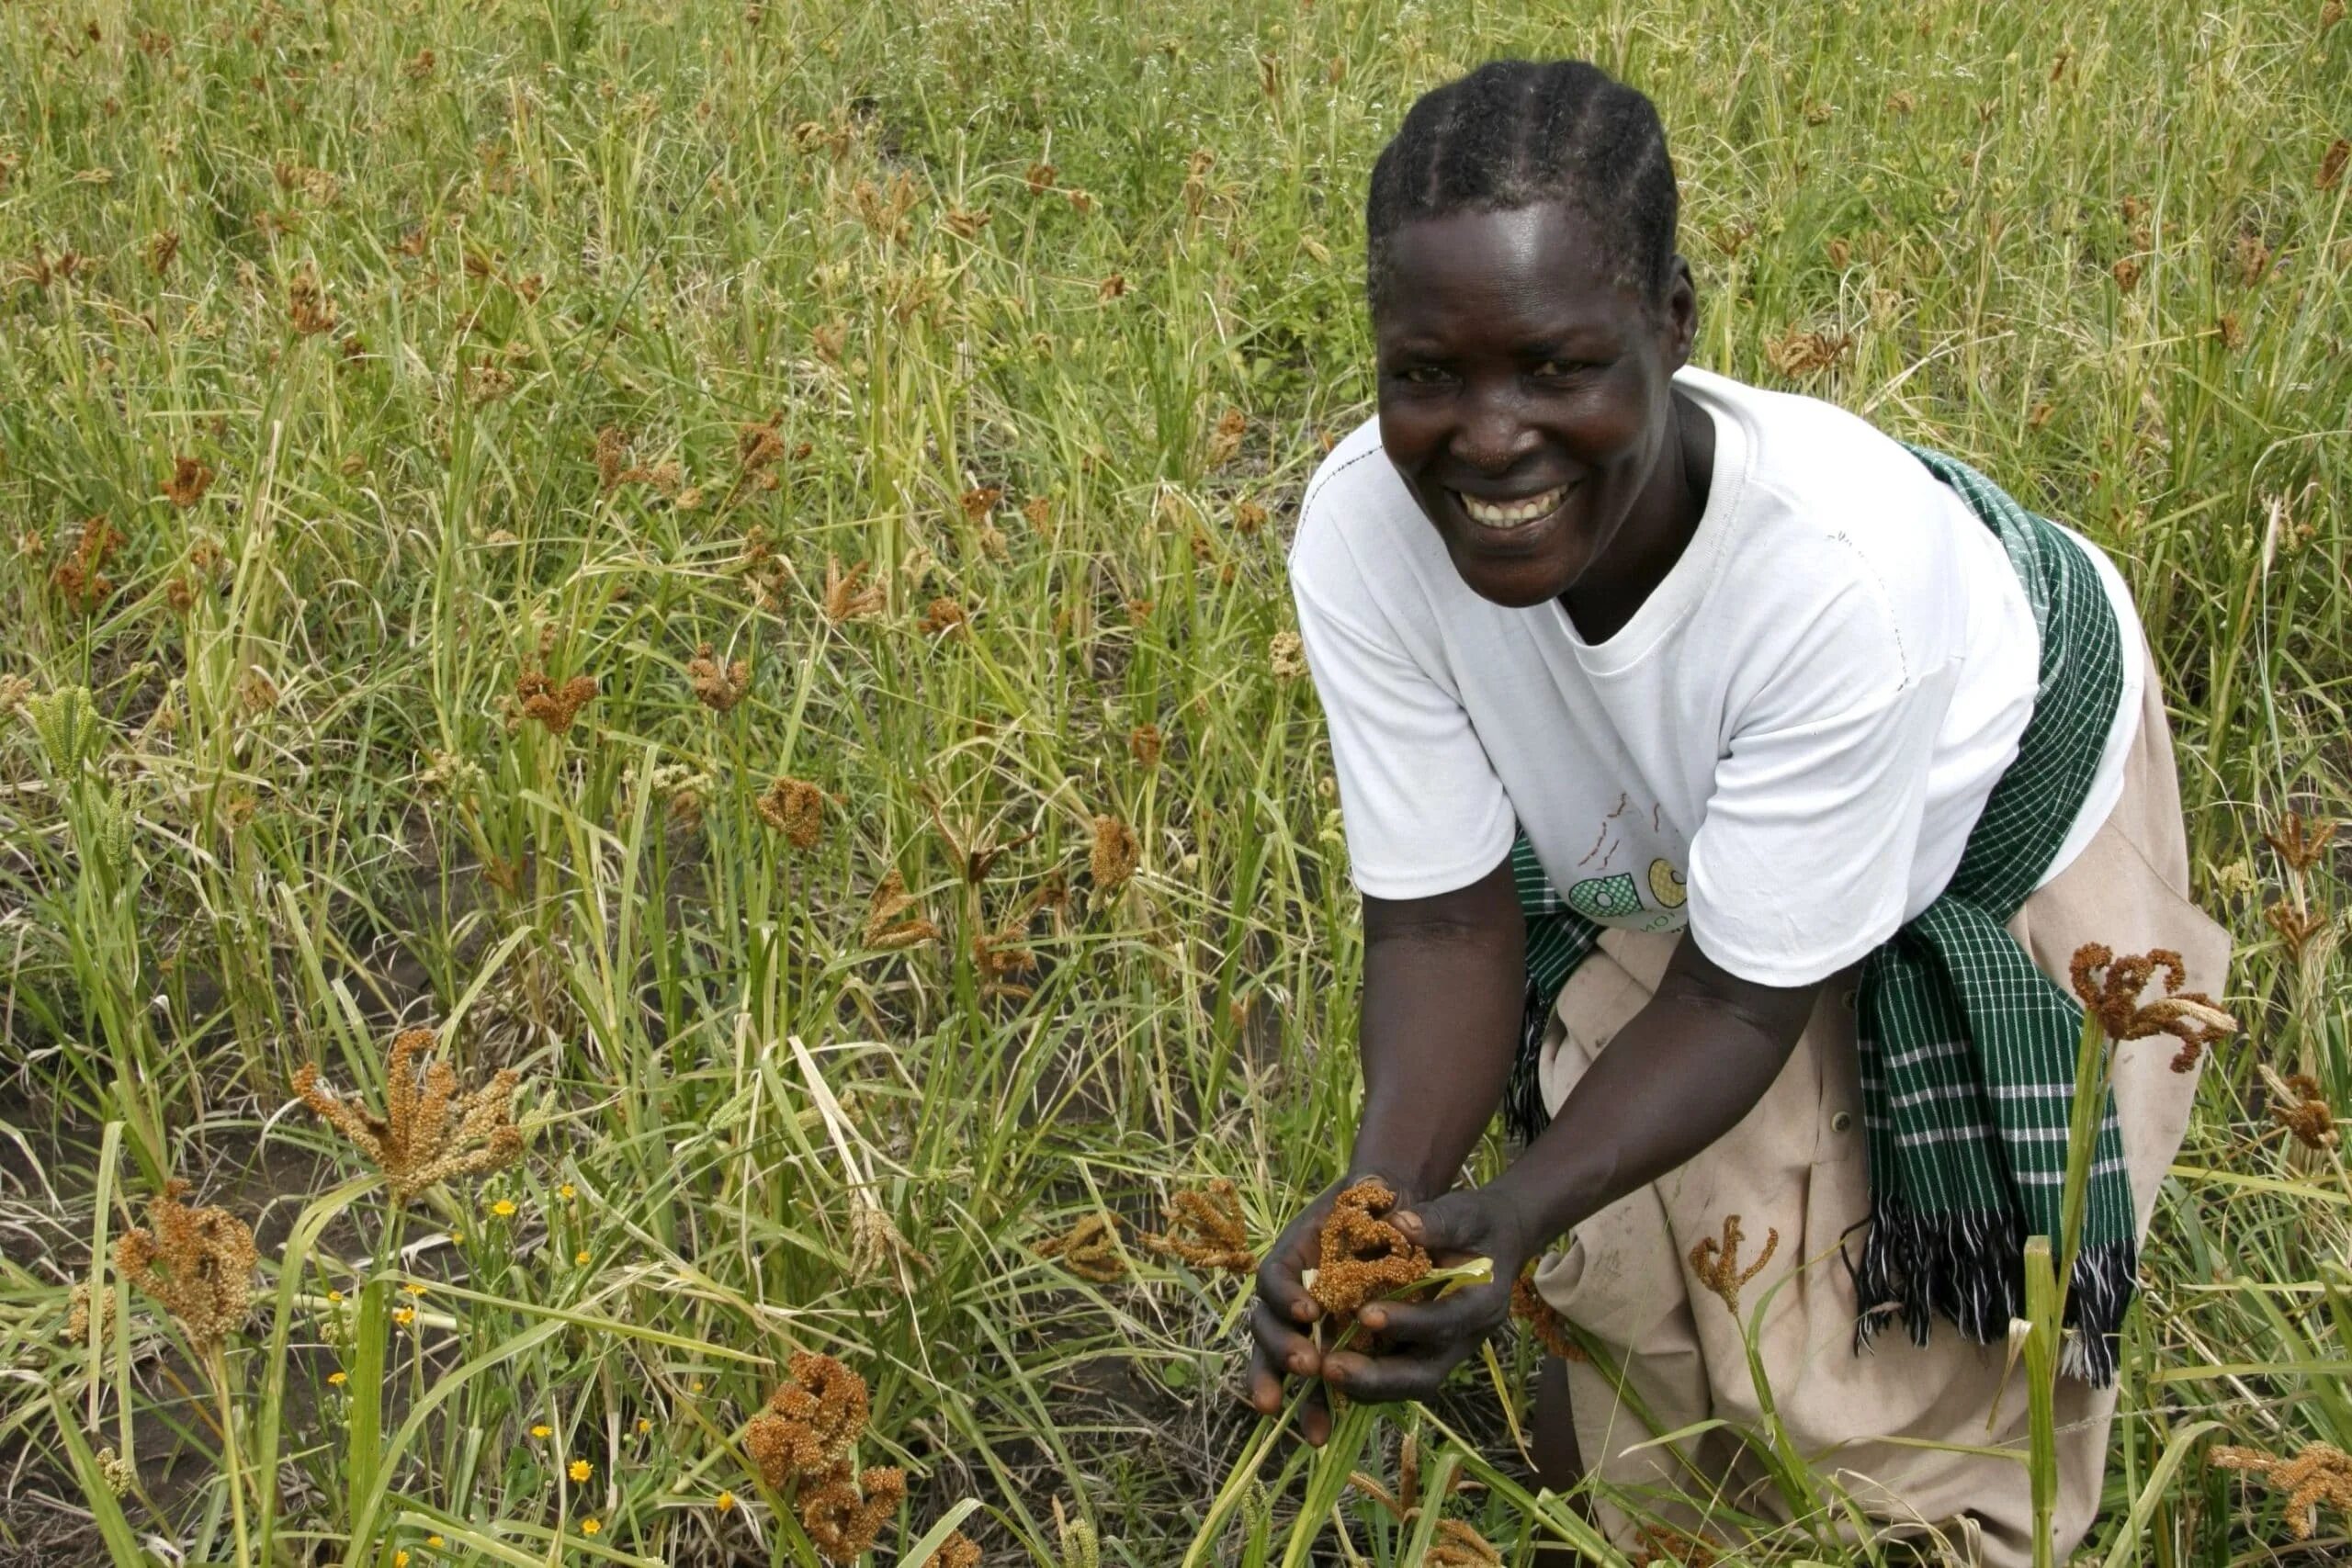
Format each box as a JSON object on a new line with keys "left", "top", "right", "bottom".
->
{"left": 1290, "top": 574, "right": 1517, "bottom": 901}
{"left": 1685, "top": 600, "right": 1962, "bottom": 988}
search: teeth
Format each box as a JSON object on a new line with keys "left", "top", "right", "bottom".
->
{"left": 1457, "top": 486, "right": 1566, "bottom": 528}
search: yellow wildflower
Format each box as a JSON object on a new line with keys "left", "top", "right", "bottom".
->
{"left": 715, "top": 1489, "right": 737, "bottom": 1513}
{"left": 575, "top": 1248, "right": 592, "bottom": 1266}
{"left": 531, "top": 1423, "right": 553, "bottom": 1439}
{"left": 581, "top": 1519, "right": 601, "bottom": 1536}
{"left": 570, "top": 1459, "right": 593, "bottom": 1483}
{"left": 492, "top": 1199, "right": 516, "bottom": 1218}
{"left": 558, "top": 1183, "right": 576, "bottom": 1201}
{"left": 327, "top": 1370, "right": 348, "bottom": 1386}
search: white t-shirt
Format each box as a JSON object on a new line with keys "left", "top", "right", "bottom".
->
{"left": 1288, "top": 365, "right": 2143, "bottom": 988}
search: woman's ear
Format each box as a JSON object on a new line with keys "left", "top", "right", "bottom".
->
{"left": 1660, "top": 254, "right": 1699, "bottom": 368}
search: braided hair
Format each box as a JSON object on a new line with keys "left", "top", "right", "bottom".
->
{"left": 1364, "top": 60, "right": 1679, "bottom": 313}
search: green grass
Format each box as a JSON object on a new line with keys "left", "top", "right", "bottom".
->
{"left": 0, "top": 0, "right": 2346, "bottom": 1562}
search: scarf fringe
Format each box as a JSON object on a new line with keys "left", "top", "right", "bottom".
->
{"left": 1853, "top": 1194, "right": 2135, "bottom": 1387}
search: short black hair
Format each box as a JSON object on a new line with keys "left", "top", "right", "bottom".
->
{"left": 1364, "top": 60, "right": 1680, "bottom": 313}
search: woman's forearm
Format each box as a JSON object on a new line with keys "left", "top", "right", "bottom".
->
{"left": 1489, "top": 953, "right": 1816, "bottom": 1246}
{"left": 1349, "top": 856, "right": 1526, "bottom": 1194}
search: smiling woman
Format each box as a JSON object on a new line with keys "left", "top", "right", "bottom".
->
{"left": 1247, "top": 57, "right": 2232, "bottom": 1568}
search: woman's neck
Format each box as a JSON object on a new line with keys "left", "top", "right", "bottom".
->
{"left": 1558, "top": 388, "right": 1715, "bottom": 644}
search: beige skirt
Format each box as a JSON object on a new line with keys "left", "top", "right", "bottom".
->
{"left": 1528, "top": 645, "right": 2231, "bottom": 1568}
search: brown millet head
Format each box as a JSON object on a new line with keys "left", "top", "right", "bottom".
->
{"left": 1688, "top": 1213, "right": 1779, "bottom": 1319}
{"left": 744, "top": 1351, "right": 870, "bottom": 1489}
{"left": 1139, "top": 1178, "right": 1254, "bottom": 1274}
{"left": 1127, "top": 723, "right": 1163, "bottom": 770}
{"left": 919, "top": 595, "right": 969, "bottom": 637}
{"left": 294, "top": 1026, "right": 523, "bottom": 1203}
{"left": 514, "top": 671, "right": 599, "bottom": 735}
{"left": 1510, "top": 1269, "right": 1586, "bottom": 1361}
{"left": 1309, "top": 1177, "right": 1430, "bottom": 1320}
{"left": 114, "top": 1179, "right": 258, "bottom": 1350}
{"left": 821, "top": 557, "right": 885, "bottom": 624}
{"left": 755, "top": 776, "right": 826, "bottom": 850}
{"left": 686, "top": 643, "right": 751, "bottom": 712}
{"left": 2211, "top": 1441, "right": 2352, "bottom": 1540}
{"left": 924, "top": 1529, "right": 982, "bottom": 1568}
{"left": 861, "top": 869, "right": 937, "bottom": 950}
{"left": 2067, "top": 943, "right": 2238, "bottom": 1072}
{"left": 1037, "top": 1212, "right": 1127, "bottom": 1282}
{"left": 797, "top": 1462, "right": 904, "bottom": 1562}
{"left": 1090, "top": 815, "right": 1138, "bottom": 894}
{"left": 2271, "top": 1073, "right": 2339, "bottom": 1151}
{"left": 163, "top": 456, "right": 214, "bottom": 507}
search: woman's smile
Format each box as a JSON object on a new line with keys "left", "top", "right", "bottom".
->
{"left": 1454, "top": 481, "right": 1576, "bottom": 533}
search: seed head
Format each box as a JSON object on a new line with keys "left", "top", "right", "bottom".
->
{"left": 50, "top": 516, "right": 120, "bottom": 612}
{"left": 1090, "top": 815, "right": 1138, "bottom": 893}
{"left": 920, "top": 596, "right": 968, "bottom": 637}
{"left": 798, "top": 1463, "right": 903, "bottom": 1563}
{"left": 744, "top": 1351, "right": 870, "bottom": 1488}
{"left": 1309, "top": 1178, "right": 1430, "bottom": 1320}
{"left": 115, "top": 1180, "right": 257, "bottom": 1350}
{"left": 1762, "top": 325, "right": 1852, "bottom": 377}
{"left": 288, "top": 267, "right": 336, "bottom": 334}
{"left": 1510, "top": 1269, "right": 1585, "bottom": 1361}
{"left": 514, "top": 671, "right": 598, "bottom": 736}
{"left": 1688, "top": 1213, "right": 1778, "bottom": 1318}
{"left": 2067, "top": 944, "right": 2238, "bottom": 1072}
{"left": 861, "top": 869, "right": 937, "bottom": 950}
{"left": 1268, "top": 631, "right": 1306, "bottom": 681}
{"left": 1037, "top": 1212, "right": 1127, "bottom": 1282}
{"left": 293, "top": 1027, "right": 524, "bottom": 1203}
{"left": 821, "top": 558, "right": 885, "bottom": 624}
{"left": 924, "top": 1530, "right": 982, "bottom": 1568}
{"left": 2321, "top": 138, "right": 2349, "bottom": 193}
{"left": 162, "top": 456, "right": 214, "bottom": 508}
{"left": 1138, "top": 1179, "right": 1253, "bottom": 1273}
{"left": 1024, "top": 161, "right": 1057, "bottom": 195}
{"left": 687, "top": 644, "right": 751, "bottom": 712}
{"left": 1206, "top": 409, "right": 1246, "bottom": 468}
{"left": 2264, "top": 812, "right": 2337, "bottom": 874}
{"left": 2210, "top": 1442, "right": 2352, "bottom": 1540}
{"left": 755, "top": 777, "right": 825, "bottom": 850}
{"left": 2267, "top": 1070, "right": 2339, "bottom": 1151}
{"left": 1127, "top": 724, "right": 1163, "bottom": 769}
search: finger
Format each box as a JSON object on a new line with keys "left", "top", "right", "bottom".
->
{"left": 1300, "top": 1380, "right": 1332, "bottom": 1448}
{"left": 1358, "top": 1282, "right": 1507, "bottom": 1348}
{"left": 1245, "top": 1339, "right": 1286, "bottom": 1416}
{"left": 1250, "top": 1298, "right": 1321, "bottom": 1380}
{"left": 1391, "top": 1194, "right": 1482, "bottom": 1259}
{"left": 1320, "top": 1340, "right": 1469, "bottom": 1404}
{"left": 1257, "top": 1247, "right": 1322, "bottom": 1326}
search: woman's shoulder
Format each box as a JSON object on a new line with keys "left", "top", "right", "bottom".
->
{"left": 1289, "top": 415, "right": 1443, "bottom": 590}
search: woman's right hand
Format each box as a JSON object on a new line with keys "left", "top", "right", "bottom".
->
{"left": 1245, "top": 1172, "right": 1418, "bottom": 1446}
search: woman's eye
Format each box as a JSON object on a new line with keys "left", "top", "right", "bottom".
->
{"left": 1397, "top": 365, "right": 1450, "bottom": 386}
{"left": 1532, "top": 359, "right": 1591, "bottom": 379}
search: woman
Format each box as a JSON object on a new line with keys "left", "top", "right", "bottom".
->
{"left": 1245, "top": 59, "right": 2230, "bottom": 1565}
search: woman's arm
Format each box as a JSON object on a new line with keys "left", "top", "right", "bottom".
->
{"left": 1352, "top": 854, "right": 1527, "bottom": 1190}
{"left": 1246, "top": 852, "right": 1525, "bottom": 1438}
{"left": 1318, "top": 942, "right": 1822, "bottom": 1402}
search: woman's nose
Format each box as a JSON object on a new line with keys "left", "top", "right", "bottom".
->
{"left": 1450, "top": 389, "right": 1540, "bottom": 473}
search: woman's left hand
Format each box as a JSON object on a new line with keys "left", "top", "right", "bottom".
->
{"left": 1317, "top": 1183, "right": 1542, "bottom": 1404}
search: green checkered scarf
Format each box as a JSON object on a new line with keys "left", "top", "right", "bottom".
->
{"left": 1504, "top": 444, "right": 2133, "bottom": 1385}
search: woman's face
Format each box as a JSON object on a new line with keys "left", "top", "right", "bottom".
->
{"left": 1373, "top": 202, "right": 1698, "bottom": 610}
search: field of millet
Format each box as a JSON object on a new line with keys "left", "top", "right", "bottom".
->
{"left": 0, "top": 0, "right": 2347, "bottom": 1562}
